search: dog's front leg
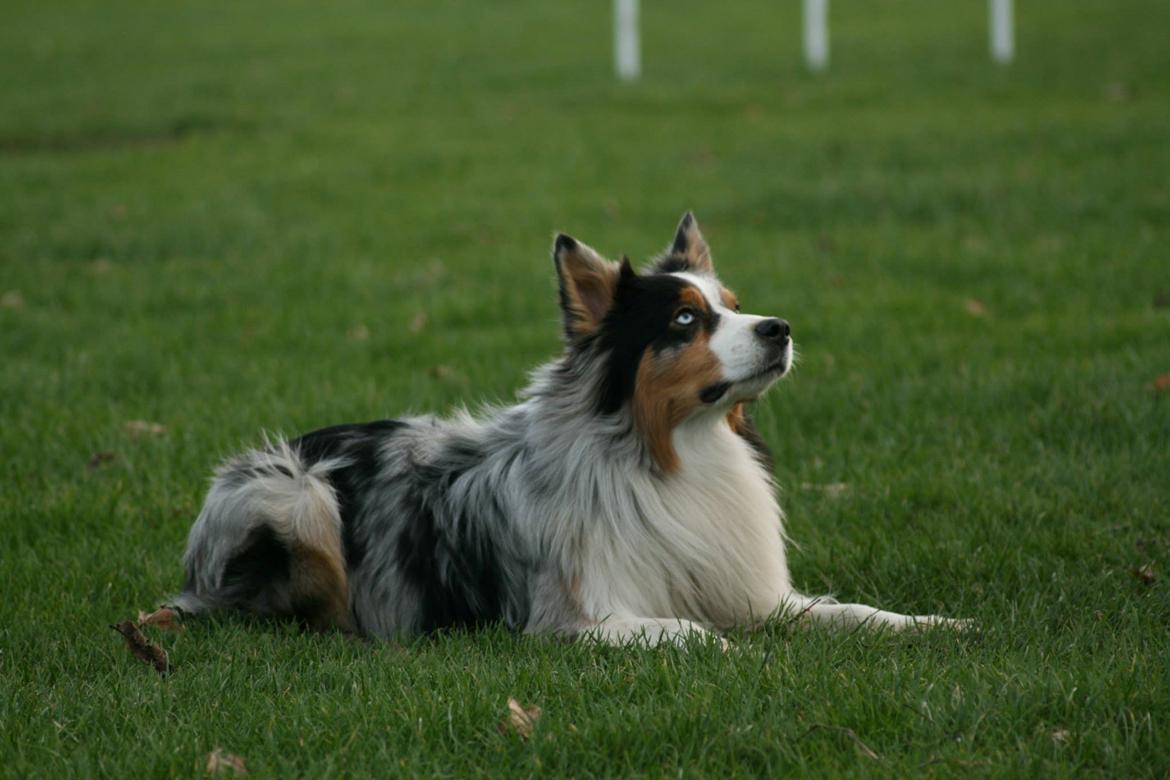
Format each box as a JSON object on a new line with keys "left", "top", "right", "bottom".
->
{"left": 587, "top": 616, "right": 726, "bottom": 648}
{"left": 783, "top": 595, "right": 968, "bottom": 631}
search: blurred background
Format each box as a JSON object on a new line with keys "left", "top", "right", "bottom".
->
{"left": 1, "top": 0, "right": 1167, "bottom": 504}
{"left": 2, "top": 3, "right": 1169, "bottom": 775}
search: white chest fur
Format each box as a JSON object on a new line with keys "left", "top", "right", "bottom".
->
{"left": 578, "top": 416, "right": 793, "bottom": 629}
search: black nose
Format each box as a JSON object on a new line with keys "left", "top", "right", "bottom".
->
{"left": 754, "top": 318, "right": 790, "bottom": 343}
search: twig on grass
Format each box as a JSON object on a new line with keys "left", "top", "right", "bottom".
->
{"left": 111, "top": 620, "right": 171, "bottom": 675}
{"left": 798, "top": 723, "right": 881, "bottom": 761}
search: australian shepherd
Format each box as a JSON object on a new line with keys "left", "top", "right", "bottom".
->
{"left": 160, "top": 213, "right": 962, "bottom": 645}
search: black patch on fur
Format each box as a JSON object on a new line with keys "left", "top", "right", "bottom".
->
{"left": 220, "top": 524, "right": 291, "bottom": 605}
{"left": 699, "top": 382, "right": 731, "bottom": 404}
{"left": 290, "top": 420, "right": 405, "bottom": 571}
{"left": 671, "top": 214, "right": 693, "bottom": 254}
{"left": 394, "top": 440, "right": 518, "bottom": 633}
{"left": 653, "top": 254, "right": 692, "bottom": 274}
{"left": 734, "top": 409, "right": 774, "bottom": 473}
{"left": 594, "top": 271, "right": 716, "bottom": 414}
{"left": 553, "top": 233, "right": 577, "bottom": 253}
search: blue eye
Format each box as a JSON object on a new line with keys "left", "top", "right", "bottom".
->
{"left": 674, "top": 310, "right": 696, "bottom": 326}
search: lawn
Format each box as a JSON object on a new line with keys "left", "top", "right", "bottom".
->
{"left": 2, "top": 0, "right": 1169, "bottom": 775}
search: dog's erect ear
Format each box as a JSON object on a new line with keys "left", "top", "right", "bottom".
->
{"left": 553, "top": 234, "right": 623, "bottom": 341}
{"left": 665, "top": 211, "right": 714, "bottom": 274}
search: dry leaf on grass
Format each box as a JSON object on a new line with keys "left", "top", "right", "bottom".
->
{"left": 1150, "top": 375, "right": 1170, "bottom": 394}
{"left": 206, "top": 748, "right": 248, "bottom": 775}
{"left": 497, "top": 697, "right": 542, "bottom": 740}
{"left": 963, "top": 298, "right": 988, "bottom": 317}
{"left": 87, "top": 451, "right": 116, "bottom": 471}
{"left": 1, "top": 290, "right": 24, "bottom": 309}
{"left": 138, "top": 607, "right": 185, "bottom": 633}
{"left": 1051, "top": 728, "right": 1071, "bottom": 744}
{"left": 111, "top": 620, "right": 171, "bottom": 675}
{"left": 347, "top": 324, "right": 370, "bottom": 342}
{"left": 409, "top": 311, "right": 428, "bottom": 333}
{"left": 1103, "top": 81, "right": 1131, "bottom": 102}
{"left": 1131, "top": 563, "right": 1156, "bottom": 585}
{"left": 124, "top": 420, "right": 166, "bottom": 436}
{"left": 429, "top": 365, "right": 453, "bottom": 379}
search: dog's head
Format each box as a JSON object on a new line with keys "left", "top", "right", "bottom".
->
{"left": 553, "top": 212, "right": 792, "bottom": 471}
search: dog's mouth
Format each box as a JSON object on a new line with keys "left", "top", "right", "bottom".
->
{"left": 698, "top": 354, "right": 790, "bottom": 405}
{"left": 750, "top": 356, "right": 790, "bottom": 381}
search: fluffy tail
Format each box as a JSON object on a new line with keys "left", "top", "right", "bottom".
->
{"left": 169, "top": 440, "right": 351, "bottom": 631}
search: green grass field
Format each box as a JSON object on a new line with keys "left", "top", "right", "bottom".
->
{"left": 3, "top": 0, "right": 1169, "bottom": 775}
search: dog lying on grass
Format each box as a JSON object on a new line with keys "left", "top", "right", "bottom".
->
{"left": 155, "top": 212, "right": 963, "bottom": 646}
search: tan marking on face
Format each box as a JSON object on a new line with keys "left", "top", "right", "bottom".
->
{"left": 719, "top": 288, "right": 739, "bottom": 311}
{"left": 678, "top": 286, "right": 709, "bottom": 314}
{"left": 633, "top": 328, "right": 723, "bottom": 473}
{"left": 726, "top": 402, "right": 747, "bottom": 434}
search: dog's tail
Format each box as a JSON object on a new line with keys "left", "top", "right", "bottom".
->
{"left": 168, "top": 439, "right": 352, "bottom": 632}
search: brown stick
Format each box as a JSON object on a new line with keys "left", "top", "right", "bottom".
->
{"left": 111, "top": 620, "right": 171, "bottom": 675}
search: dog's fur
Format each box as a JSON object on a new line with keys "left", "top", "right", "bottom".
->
{"left": 166, "top": 213, "right": 961, "bottom": 645}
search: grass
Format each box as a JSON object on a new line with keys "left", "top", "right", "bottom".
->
{"left": 2, "top": 0, "right": 1169, "bottom": 775}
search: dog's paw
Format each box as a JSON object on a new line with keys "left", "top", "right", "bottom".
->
{"left": 910, "top": 615, "right": 975, "bottom": 632}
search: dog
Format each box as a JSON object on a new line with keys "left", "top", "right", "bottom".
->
{"left": 158, "top": 212, "right": 962, "bottom": 645}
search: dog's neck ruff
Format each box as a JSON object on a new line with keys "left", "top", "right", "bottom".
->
{"left": 512, "top": 354, "right": 793, "bottom": 628}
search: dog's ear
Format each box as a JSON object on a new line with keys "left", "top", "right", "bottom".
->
{"left": 552, "top": 234, "right": 623, "bottom": 341}
{"left": 658, "top": 211, "right": 713, "bottom": 274}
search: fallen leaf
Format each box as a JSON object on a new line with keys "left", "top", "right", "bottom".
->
{"left": 206, "top": 748, "right": 248, "bottom": 775}
{"left": 1150, "top": 375, "right": 1170, "bottom": 394}
{"left": 91, "top": 258, "right": 114, "bottom": 274}
{"left": 111, "top": 620, "right": 170, "bottom": 675}
{"left": 409, "top": 311, "right": 428, "bottom": 333}
{"left": 1, "top": 290, "right": 24, "bottom": 309}
{"left": 1131, "top": 563, "right": 1156, "bottom": 585}
{"left": 87, "top": 451, "right": 116, "bottom": 471}
{"left": 347, "top": 324, "right": 370, "bottom": 342}
{"left": 1051, "top": 728, "right": 1071, "bottom": 744}
{"left": 1103, "top": 81, "right": 1131, "bottom": 102}
{"left": 124, "top": 420, "right": 166, "bottom": 436}
{"left": 963, "top": 298, "right": 988, "bottom": 317}
{"left": 961, "top": 234, "right": 989, "bottom": 254}
{"left": 429, "top": 365, "right": 452, "bottom": 379}
{"left": 138, "top": 607, "right": 185, "bottom": 633}
{"left": 497, "top": 697, "right": 541, "bottom": 740}
{"left": 1092, "top": 610, "right": 1105, "bottom": 621}
{"left": 800, "top": 482, "right": 849, "bottom": 497}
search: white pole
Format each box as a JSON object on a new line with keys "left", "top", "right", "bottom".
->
{"left": 990, "top": 0, "right": 1014, "bottom": 64}
{"left": 614, "top": 0, "right": 640, "bottom": 81}
{"left": 803, "top": 0, "right": 829, "bottom": 72}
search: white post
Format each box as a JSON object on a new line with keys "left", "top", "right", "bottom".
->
{"left": 990, "top": 0, "right": 1014, "bottom": 64}
{"left": 803, "top": 0, "right": 829, "bottom": 72}
{"left": 614, "top": 0, "right": 640, "bottom": 81}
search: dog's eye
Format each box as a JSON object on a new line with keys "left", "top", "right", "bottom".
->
{"left": 673, "top": 309, "right": 697, "bottom": 327}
